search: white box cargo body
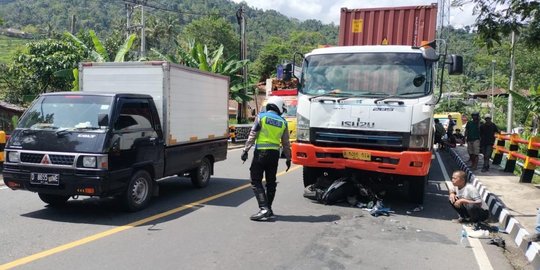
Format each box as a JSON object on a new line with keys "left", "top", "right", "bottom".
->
{"left": 79, "top": 62, "right": 230, "bottom": 146}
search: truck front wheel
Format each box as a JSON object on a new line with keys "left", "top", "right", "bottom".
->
{"left": 303, "top": 167, "right": 322, "bottom": 187}
{"left": 123, "top": 170, "right": 153, "bottom": 212}
{"left": 408, "top": 176, "right": 427, "bottom": 204}
{"left": 38, "top": 193, "right": 69, "bottom": 206}
{"left": 191, "top": 157, "right": 211, "bottom": 188}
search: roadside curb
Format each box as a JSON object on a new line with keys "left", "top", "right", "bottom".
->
{"left": 227, "top": 143, "right": 244, "bottom": 150}
{"left": 449, "top": 148, "right": 540, "bottom": 269}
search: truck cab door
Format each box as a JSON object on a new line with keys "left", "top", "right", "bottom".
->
{"left": 109, "top": 98, "right": 164, "bottom": 185}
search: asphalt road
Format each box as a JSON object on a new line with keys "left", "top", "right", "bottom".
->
{"left": 0, "top": 149, "right": 517, "bottom": 270}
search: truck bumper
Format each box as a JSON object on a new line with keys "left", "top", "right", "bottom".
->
{"left": 2, "top": 165, "right": 113, "bottom": 197}
{"left": 292, "top": 143, "right": 432, "bottom": 176}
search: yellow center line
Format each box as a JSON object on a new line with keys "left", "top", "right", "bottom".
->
{"left": 0, "top": 165, "right": 301, "bottom": 270}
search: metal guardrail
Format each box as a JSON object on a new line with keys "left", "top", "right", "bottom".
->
{"left": 492, "top": 133, "right": 540, "bottom": 183}
{"left": 229, "top": 124, "right": 252, "bottom": 143}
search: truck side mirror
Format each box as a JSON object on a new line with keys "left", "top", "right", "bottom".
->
{"left": 283, "top": 63, "right": 292, "bottom": 81}
{"left": 448, "top": 55, "right": 463, "bottom": 75}
{"left": 98, "top": 113, "right": 109, "bottom": 127}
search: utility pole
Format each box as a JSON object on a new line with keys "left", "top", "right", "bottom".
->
{"left": 70, "top": 15, "right": 76, "bottom": 34}
{"left": 126, "top": 0, "right": 147, "bottom": 59}
{"left": 126, "top": 3, "right": 133, "bottom": 39}
{"left": 236, "top": 6, "right": 248, "bottom": 123}
{"left": 507, "top": 31, "right": 515, "bottom": 133}
{"left": 140, "top": 2, "right": 146, "bottom": 58}
{"left": 491, "top": 59, "right": 495, "bottom": 118}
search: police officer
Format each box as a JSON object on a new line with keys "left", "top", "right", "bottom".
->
{"left": 241, "top": 96, "right": 292, "bottom": 221}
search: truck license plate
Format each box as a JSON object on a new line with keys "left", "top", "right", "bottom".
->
{"left": 30, "top": 173, "right": 60, "bottom": 186}
{"left": 343, "top": 151, "right": 371, "bottom": 161}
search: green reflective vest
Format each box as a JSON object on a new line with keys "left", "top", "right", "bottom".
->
{"left": 256, "top": 112, "right": 287, "bottom": 150}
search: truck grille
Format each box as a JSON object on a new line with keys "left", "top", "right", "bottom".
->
{"left": 20, "top": 153, "right": 75, "bottom": 165}
{"left": 312, "top": 128, "right": 409, "bottom": 150}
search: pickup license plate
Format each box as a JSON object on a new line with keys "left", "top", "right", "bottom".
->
{"left": 30, "top": 173, "right": 60, "bottom": 186}
{"left": 343, "top": 151, "right": 371, "bottom": 161}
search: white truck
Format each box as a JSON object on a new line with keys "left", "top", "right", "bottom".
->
{"left": 292, "top": 45, "right": 462, "bottom": 203}
{"left": 3, "top": 62, "right": 229, "bottom": 211}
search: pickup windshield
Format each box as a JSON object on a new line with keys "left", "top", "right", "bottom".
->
{"left": 18, "top": 95, "right": 113, "bottom": 131}
{"left": 299, "top": 52, "right": 432, "bottom": 98}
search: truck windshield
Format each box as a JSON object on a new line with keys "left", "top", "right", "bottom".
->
{"left": 18, "top": 95, "right": 113, "bottom": 131}
{"left": 299, "top": 52, "right": 431, "bottom": 98}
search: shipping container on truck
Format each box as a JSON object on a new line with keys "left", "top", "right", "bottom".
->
{"left": 293, "top": 4, "right": 463, "bottom": 204}
{"left": 338, "top": 3, "right": 438, "bottom": 46}
{"left": 3, "top": 62, "right": 229, "bottom": 211}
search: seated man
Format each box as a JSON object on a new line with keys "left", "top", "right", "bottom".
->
{"left": 448, "top": 170, "right": 489, "bottom": 223}
{"left": 454, "top": 129, "right": 465, "bottom": 145}
{"left": 445, "top": 134, "right": 457, "bottom": 149}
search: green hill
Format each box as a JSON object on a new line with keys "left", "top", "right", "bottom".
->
{"left": 0, "top": 34, "right": 29, "bottom": 63}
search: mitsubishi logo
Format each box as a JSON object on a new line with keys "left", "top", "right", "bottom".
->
{"left": 41, "top": 154, "right": 51, "bottom": 165}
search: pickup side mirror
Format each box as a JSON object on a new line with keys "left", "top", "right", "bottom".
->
{"left": 98, "top": 113, "right": 109, "bottom": 127}
{"left": 448, "top": 55, "right": 463, "bottom": 75}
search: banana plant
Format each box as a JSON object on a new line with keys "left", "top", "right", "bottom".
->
{"left": 57, "top": 31, "right": 137, "bottom": 90}
{"left": 153, "top": 40, "right": 252, "bottom": 103}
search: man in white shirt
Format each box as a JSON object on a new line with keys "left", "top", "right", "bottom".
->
{"left": 448, "top": 170, "right": 489, "bottom": 223}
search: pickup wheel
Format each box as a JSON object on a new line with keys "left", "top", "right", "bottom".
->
{"left": 303, "top": 167, "right": 322, "bottom": 187}
{"left": 191, "top": 157, "right": 211, "bottom": 188}
{"left": 38, "top": 193, "right": 69, "bottom": 206}
{"left": 122, "top": 170, "right": 153, "bottom": 212}
{"left": 408, "top": 176, "right": 427, "bottom": 204}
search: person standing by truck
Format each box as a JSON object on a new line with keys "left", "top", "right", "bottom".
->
{"left": 434, "top": 118, "right": 446, "bottom": 150}
{"left": 465, "top": 112, "right": 481, "bottom": 170}
{"left": 479, "top": 114, "right": 499, "bottom": 172}
{"left": 447, "top": 114, "right": 456, "bottom": 138}
{"left": 241, "top": 96, "right": 292, "bottom": 221}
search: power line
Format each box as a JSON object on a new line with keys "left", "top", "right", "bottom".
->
{"left": 119, "top": 0, "right": 224, "bottom": 17}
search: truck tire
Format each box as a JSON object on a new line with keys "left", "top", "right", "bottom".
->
{"left": 408, "top": 176, "right": 427, "bottom": 204}
{"left": 191, "top": 157, "right": 211, "bottom": 188}
{"left": 303, "top": 167, "right": 322, "bottom": 187}
{"left": 122, "top": 170, "right": 153, "bottom": 212}
{"left": 38, "top": 193, "right": 69, "bottom": 206}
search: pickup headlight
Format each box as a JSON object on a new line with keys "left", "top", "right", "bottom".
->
{"left": 297, "top": 113, "right": 310, "bottom": 141}
{"left": 79, "top": 155, "right": 108, "bottom": 169}
{"left": 7, "top": 151, "right": 20, "bottom": 163}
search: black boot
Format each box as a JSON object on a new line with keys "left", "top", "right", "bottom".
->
{"left": 250, "top": 188, "right": 270, "bottom": 221}
{"left": 266, "top": 190, "right": 276, "bottom": 217}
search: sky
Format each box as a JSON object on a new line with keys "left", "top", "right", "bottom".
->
{"left": 231, "top": 0, "right": 477, "bottom": 28}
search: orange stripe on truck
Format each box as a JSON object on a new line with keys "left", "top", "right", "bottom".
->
{"left": 292, "top": 142, "right": 431, "bottom": 176}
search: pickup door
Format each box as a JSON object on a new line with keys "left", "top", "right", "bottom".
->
{"left": 108, "top": 97, "right": 165, "bottom": 190}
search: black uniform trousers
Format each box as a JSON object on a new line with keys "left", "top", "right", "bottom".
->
{"left": 250, "top": 149, "right": 280, "bottom": 192}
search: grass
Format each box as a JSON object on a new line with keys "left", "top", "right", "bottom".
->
{"left": 0, "top": 35, "right": 29, "bottom": 63}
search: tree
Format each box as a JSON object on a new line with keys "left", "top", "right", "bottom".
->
{"left": 60, "top": 30, "right": 136, "bottom": 90}
{"left": 152, "top": 40, "right": 251, "bottom": 103}
{"left": 252, "top": 31, "right": 323, "bottom": 81}
{"left": 454, "top": 0, "right": 540, "bottom": 49}
{"left": 182, "top": 16, "right": 239, "bottom": 60}
{"left": 1, "top": 39, "right": 86, "bottom": 104}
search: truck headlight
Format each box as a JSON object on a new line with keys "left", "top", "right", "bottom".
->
{"left": 297, "top": 113, "right": 310, "bottom": 141}
{"left": 409, "top": 135, "right": 429, "bottom": 149}
{"left": 7, "top": 151, "right": 20, "bottom": 163}
{"left": 80, "top": 156, "right": 108, "bottom": 169}
{"left": 411, "top": 118, "right": 430, "bottom": 135}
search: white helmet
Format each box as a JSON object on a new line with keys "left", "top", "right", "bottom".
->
{"left": 267, "top": 96, "right": 287, "bottom": 115}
